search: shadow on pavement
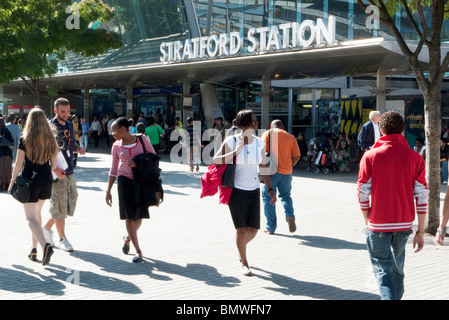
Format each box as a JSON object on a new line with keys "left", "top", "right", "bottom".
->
{"left": 274, "top": 234, "right": 366, "bottom": 251}
{"left": 0, "top": 266, "right": 65, "bottom": 296}
{"left": 251, "top": 266, "right": 379, "bottom": 300}
{"left": 69, "top": 250, "right": 241, "bottom": 288}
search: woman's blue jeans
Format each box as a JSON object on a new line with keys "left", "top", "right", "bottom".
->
{"left": 262, "top": 172, "right": 294, "bottom": 233}
{"left": 365, "top": 229, "right": 413, "bottom": 300}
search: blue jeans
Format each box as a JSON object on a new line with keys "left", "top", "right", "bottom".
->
{"left": 442, "top": 161, "right": 448, "bottom": 182}
{"left": 365, "top": 229, "right": 413, "bottom": 300}
{"left": 262, "top": 172, "right": 294, "bottom": 233}
{"left": 80, "top": 133, "right": 89, "bottom": 151}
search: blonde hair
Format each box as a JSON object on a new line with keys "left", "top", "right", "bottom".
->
{"left": 22, "top": 108, "right": 59, "bottom": 165}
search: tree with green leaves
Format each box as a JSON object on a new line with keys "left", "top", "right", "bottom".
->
{"left": 0, "top": 0, "right": 122, "bottom": 110}
{"left": 357, "top": 0, "right": 449, "bottom": 234}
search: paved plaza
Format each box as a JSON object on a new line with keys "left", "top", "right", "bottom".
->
{"left": 1, "top": 144, "right": 449, "bottom": 302}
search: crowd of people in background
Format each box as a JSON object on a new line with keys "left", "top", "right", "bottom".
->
{"left": 2, "top": 102, "right": 449, "bottom": 299}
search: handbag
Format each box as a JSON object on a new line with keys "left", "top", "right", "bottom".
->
{"left": 220, "top": 162, "right": 235, "bottom": 188}
{"left": 11, "top": 171, "right": 36, "bottom": 203}
{"left": 220, "top": 136, "right": 237, "bottom": 188}
{"left": 0, "top": 134, "right": 13, "bottom": 149}
{"left": 136, "top": 135, "right": 164, "bottom": 206}
{"left": 260, "top": 130, "right": 278, "bottom": 181}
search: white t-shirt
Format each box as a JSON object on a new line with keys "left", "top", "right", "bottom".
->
{"left": 224, "top": 134, "right": 265, "bottom": 191}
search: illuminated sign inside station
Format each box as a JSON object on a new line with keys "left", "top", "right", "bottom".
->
{"left": 160, "top": 16, "right": 336, "bottom": 63}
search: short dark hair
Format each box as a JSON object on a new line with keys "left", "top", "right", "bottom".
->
{"left": 379, "top": 110, "right": 404, "bottom": 135}
{"left": 136, "top": 122, "right": 145, "bottom": 133}
{"left": 235, "top": 109, "right": 254, "bottom": 128}
{"left": 54, "top": 97, "right": 70, "bottom": 109}
{"left": 187, "top": 117, "right": 193, "bottom": 124}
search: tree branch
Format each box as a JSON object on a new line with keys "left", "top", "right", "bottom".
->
{"left": 399, "top": 0, "right": 424, "bottom": 40}
{"left": 20, "top": 76, "right": 35, "bottom": 95}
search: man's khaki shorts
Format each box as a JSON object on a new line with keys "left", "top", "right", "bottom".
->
{"left": 49, "top": 174, "right": 78, "bottom": 219}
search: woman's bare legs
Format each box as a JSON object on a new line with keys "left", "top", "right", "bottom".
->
{"left": 24, "top": 199, "right": 47, "bottom": 250}
{"left": 125, "top": 218, "right": 143, "bottom": 258}
{"left": 236, "top": 227, "right": 258, "bottom": 275}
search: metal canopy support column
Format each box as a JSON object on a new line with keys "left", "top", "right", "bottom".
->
{"left": 312, "top": 88, "right": 317, "bottom": 137}
{"left": 183, "top": 0, "right": 201, "bottom": 38}
{"left": 288, "top": 87, "right": 293, "bottom": 133}
{"left": 376, "top": 66, "right": 386, "bottom": 113}
{"left": 261, "top": 76, "right": 271, "bottom": 130}
{"left": 183, "top": 79, "right": 192, "bottom": 126}
{"left": 84, "top": 87, "right": 90, "bottom": 121}
{"left": 126, "top": 84, "right": 134, "bottom": 119}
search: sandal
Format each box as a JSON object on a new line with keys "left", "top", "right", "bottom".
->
{"left": 28, "top": 248, "right": 37, "bottom": 262}
{"left": 122, "top": 236, "right": 130, "bottom": 255}
{"left": 132, "top": 251, "right": 143, "bottom": 263}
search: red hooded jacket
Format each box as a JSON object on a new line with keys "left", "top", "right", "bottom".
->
{"left": 357, "top": 134, "right": 429, "bottom": 232}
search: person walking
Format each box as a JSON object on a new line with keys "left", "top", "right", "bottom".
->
{"left": 357, "top": 110, "right": 429, "bottom": 300}
{"left": 43, "top": 98, "right": 86, "bottom": 252}
{"left": 436, "top": 175, "right": 449, "bottom": 245}
{"left": 357, "top": 110, "right": 381, "bottom": 152}
{"left": 90, "top": 115, "right": 102, "bottom": 148}
{"left": 183, "top": 117, "right": 203, "bottom": 172}
{"left": 8, "top": 108, "right": 59, "bottom": 265}
{"left": 80, "top": 116, "right": 90, "bottom": 152}
{"left": 213, "top": 109, "right": 276, "bottom": 276}
{"left": 6, "top": 113, "right": 21, "bottom": 163}
{"left": 0, "top": 117, "right": 14, "bottom": 192}
{"left": 144, "top": 117, "right": 165, "bottom": 154}
{"left": 261, "top": 119, "right": 300, "bottom": 234}
{"left": 72, "top": 115, "right": 81, "bottom": 168}
{"left": 106, "top": 117, "right": 156, "bottom": 263}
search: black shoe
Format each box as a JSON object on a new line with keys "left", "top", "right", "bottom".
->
{"left": 28, "top": 248, "right": 37, "bottom": 262}
{"left": 42, "top": 243, "right": 54, "bottom": 266}
{"left": 132, "top": 251, "right": 143, "bottom": 263}
{"left": 122, "top": 236, "right": 130, "bottom": 255}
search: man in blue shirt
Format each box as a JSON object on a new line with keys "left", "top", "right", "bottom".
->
{"left": 80, "top": 116, "right": 90, "bottom": 152}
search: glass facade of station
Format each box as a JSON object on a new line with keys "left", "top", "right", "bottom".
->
{"left": 60, "top": 0, "right": 438, "bottom": 72}
{"left": 53, "top": 0, "right": 449, "bottom": 151}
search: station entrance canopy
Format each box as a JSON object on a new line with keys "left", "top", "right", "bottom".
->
{"left": 5, "top": 37, "right": 432, "bottom": 92}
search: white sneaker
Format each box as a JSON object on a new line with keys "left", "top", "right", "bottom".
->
{"left": 242, "top": 266, "right": 253, "bottom": 276}
{"left": 43, "top": 228, "right": 55, "bottom": 246}
{"left": 59, "top": 238, "right": 74, "bottom": 252}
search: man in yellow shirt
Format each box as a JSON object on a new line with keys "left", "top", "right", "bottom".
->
{"left": 262, "top": 120, "right": 301, "bottom": 234}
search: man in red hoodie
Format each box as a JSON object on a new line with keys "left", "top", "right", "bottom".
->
{"left": 357, "top": 110, "right": 429, "bottom": 300}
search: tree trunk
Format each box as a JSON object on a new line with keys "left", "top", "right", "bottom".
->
{"left": 423, "top": 86, "right": 442, "bottom": 235}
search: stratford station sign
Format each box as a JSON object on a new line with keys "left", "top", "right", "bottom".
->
{"left": 160, "top": 16, "right": 336, "bottom": 63}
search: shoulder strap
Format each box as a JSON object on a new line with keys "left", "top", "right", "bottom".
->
{"left": 138, "top": 134, "right": 147, "bottom": 154}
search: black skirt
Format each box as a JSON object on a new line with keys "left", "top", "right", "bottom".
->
{"left": 28, "top": 166, "right": 52, "bottom": 203}
{"left": 117, "top": 176, "right": 150, "bottom": 221}
{"left": 228, "top": 188, "right": 260, "bottom": 229}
